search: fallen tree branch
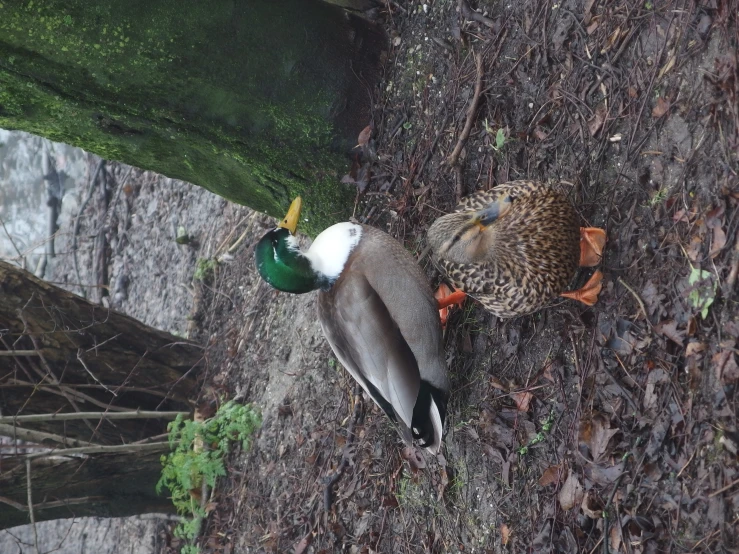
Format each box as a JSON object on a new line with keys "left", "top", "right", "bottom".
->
{"left": 0, "top": 350, "right": 40, "bottom": 357}
{"left": 447, "top": 52, "right": 484, "bottom": 167}
{"left": 0, "top": 493, "right": 106, "bottom": 512}
{"left": 0, "top": 423, "right": 98, "bottom": 448}
{"left": 0, "top": 411, "right": 187, "bottom": 424}
{"left": 26, "top": 459, "right": 40, "bottom": 554}
{"left": 25, "top": 441, "right": 172, "bottom": 459}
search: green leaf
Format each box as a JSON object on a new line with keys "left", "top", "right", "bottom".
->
{"left": 686, "top": 266, "right": 716, "bottom": 319}
{"left": 495, "top": 128, "right": 506, "bottom": 150}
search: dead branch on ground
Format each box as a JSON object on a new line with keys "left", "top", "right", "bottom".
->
{"left": 447, "top": 52, "right": 484, "bottom": 168}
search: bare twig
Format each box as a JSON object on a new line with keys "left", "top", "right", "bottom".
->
{"left": 0, "top": 423, "right": 98, "bottom": 448}
{"left": 447, "top": 52, "right": 484, "bottom": 167}
{"left": 0, "top": 495, "right": 27, "bottom": 511}
{"left": 617, "top": 277, "right": 655, "bottom": 332}
{"left": 26, "top": 459, "right": 40, "bottom": 554}
{"left": 708, "top": 476, "right": 739, "bottom": 498}
{"left": 77, "top": 349, "right": 117, "bottom": 396}
{"left": 0, "top": 214, "right": 24, "bottom": 260}
{"left": 25, "top": 441, "right": 172, "bottom": 459}
{"left": 0, "top": 494, "right": 105, "bottom": 512}
{"left": 17, "top": 310, "right": 98, "bottom": 435}
{"left": 0, "top": 411, "right": 187, "bottom": 424}
{"left": 0, "top": 350, "right": 40, "bottom": 357}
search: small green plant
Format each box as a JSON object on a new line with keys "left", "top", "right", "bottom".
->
{"left": 483, "top": 119, "right": 507, "bottom": 151}
{"left": 517, "top": 409, "right": 555, "bottom": 456}
{"left": 687, "top": 264, "right": 717, "bottom": 319}
{"left": 157, "top": 401, "right": 261, "bottom": 552}
{"left": 193, "top": 258, "right": 217, "bottom": 281}
{"left": 645, "top": 187, "right": 668, "bottom": 207}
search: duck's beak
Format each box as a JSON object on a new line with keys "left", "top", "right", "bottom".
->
{"left": 471, "top": 196, "right": 512, "bottom": 229}
{"left": 277, "top": 196, "right": 302, "bottom": 235}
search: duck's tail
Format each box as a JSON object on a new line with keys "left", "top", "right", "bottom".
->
{"left": 411, "top": 382, "right": 447, "bottom": 454}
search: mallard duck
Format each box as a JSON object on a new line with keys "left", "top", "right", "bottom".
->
{"left": 428, "top": 180, "right": 606, "bottom": 318}
{"left": 255, "top": 197, "right": 449, "bottom": 454}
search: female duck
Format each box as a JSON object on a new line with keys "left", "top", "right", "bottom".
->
{"left": 428, "top": 181, "right": 606, "bottom": 318}
{"left": 255, "top": 197, "right": 449, "bottom": 454}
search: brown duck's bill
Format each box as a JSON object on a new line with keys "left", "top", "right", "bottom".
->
{"left": 278, "top": 196, "right": 303, "bottom": 234}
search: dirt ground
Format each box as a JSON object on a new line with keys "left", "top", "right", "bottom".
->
{"left": 32, "top": 0, "right": 739, "bottom": 552}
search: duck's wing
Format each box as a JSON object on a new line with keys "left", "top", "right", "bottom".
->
{"left": 318, "top": 271, "right": 420, "bottom": 439}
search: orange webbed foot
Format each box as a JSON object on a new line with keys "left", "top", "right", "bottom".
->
{"left": 579, "top": 227, "right": 606, "bottom": 267}
{"left": 560, "top": 270, "right": 603, "bottom": 306}
{"left": 435, "top": 284, "right": 467, "bottom": 329}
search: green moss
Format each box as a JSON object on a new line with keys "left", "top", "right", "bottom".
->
{"left": 0, "top": 0, "right": 376, "bottom": 234}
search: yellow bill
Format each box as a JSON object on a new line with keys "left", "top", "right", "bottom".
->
{"left": 277, "top": 196, "right": 302, "bottom": 235}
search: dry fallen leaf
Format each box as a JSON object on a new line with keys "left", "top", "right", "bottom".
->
{"left": 657, "top": 54, "right": 676, "bottom": 80}
{"left": 710, "top": 224, "right": 727, "bottom": 258}
{"left": 356, "top": 124, "right": 372, "bottom": 148}
{"left": 686, "top": 233, "right": 704, "bottom": 262}
{"left": 581, "top": 490, "right": 604, "bottom": 519}
{"left": 539, "top": 464, "right": 564, "bottom": 486}
{"left": 490, "top": 376, "right": 506, "bottom": 391}
{"left": 652, "top": 97, "right": 670, "bottom": 118}
{"left": 512, "top": 391, "right": 533, "bottom": 412}
{"left": 581, "top": 413, "right": 619, "bottom": 462}
{"left": 559, "top": 470, "right": 584, "bottom": 511}
{"left": 705, "top": 205, "right": 727, "bottom": 258}
{"left": 293, "top": 533, "right": 312, "bottom": 554}
{"left": 500, "top": 523, "right": 511, "bottom": 546}
{"left": 586, "top": 462, "right": 624, "bottom": 486}
{"left": 643, "top": 368, "right": 668, "bottom": 412}
{"left": 610, "top": 522, "right": 622, "bottom": 552}
{"left": 533, "top": 126, "right": 548, "bottom": 141}
{"left": 641, "top": 280, "right": 666, "bottom": 318}
{"left": 588, "top": 102, "right": 607, "bottom": 136}
{"left": 672, "top": 208, "right": 692, "bottom": 223}
{"left": 712, "top": 343, "right": 739, "bottom": 384}
{"left": 582, "top": 0, "right": 596, "bottom": 25}
{"left": 685, "top": 341, "right": 706, "bottom": 358}
{"left": 655, "top": 319, "right": 686, "bottom": 345}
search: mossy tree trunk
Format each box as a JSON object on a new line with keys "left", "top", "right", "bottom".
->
{"left": 0, "top": 0, "right": 386, "bottom": 234}
{"left": 0, "top": 260, "right": 201, "bottom": 527}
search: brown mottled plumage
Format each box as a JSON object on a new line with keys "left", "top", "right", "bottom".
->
{"left": 427, "top": 180, "right": 589, "bottom": 318}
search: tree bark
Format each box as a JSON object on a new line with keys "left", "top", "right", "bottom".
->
{"left": 0, "top": 0, "right": 386, "bottom": 235}
{"left": 0, "top": 450, "right": 174, "bottom": 529}
{"left": 0, "top": 260, "right": 201, "bottom": 444}
{"left": 0, "top": 261, "right": 205, "bottom": 528}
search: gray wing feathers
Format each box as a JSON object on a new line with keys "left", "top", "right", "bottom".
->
{"left": 354, "top": 227, "right": 449, "bottom": 392}
{"left": 320, "top": 273, "right": 420, "bottom": 430}
{"left": 317, "top": 226, "right": 449, "bottom": 451}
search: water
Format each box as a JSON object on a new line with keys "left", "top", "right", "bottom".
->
{"left": 0, "top": 129, "right": 88, "bottom": 268}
